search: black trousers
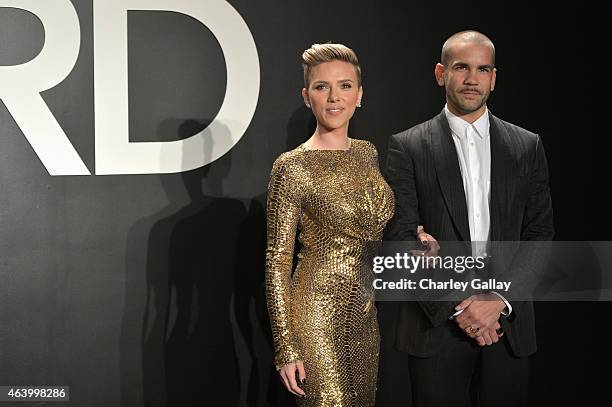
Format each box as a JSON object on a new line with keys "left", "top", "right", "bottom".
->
{"left": 408, "top": 330, "right": 529, "bottom": 407}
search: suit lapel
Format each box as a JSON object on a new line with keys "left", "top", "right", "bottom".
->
{"left": 430, "top": 111, "right": 471, "bottom": 241}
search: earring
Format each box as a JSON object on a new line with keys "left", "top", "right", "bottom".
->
{"left": 305, "top": 102, "right": 311, "bottom": 108}
{"left": 357, "top": 100, "right": 362, "bottom": 108}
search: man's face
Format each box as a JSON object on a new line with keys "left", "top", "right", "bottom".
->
{"left": 435, "top": 42, "right": 496, "bottom": 116}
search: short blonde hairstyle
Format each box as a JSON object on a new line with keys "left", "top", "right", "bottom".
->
{"left": 302, "top": 43, "right": 362, "bottom": 87}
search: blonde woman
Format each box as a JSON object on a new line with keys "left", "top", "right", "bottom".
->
{"left": 265, "top": 43, "right": 394, "bottom": 406}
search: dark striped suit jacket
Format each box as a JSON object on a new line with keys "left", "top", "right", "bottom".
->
{"left": 384, "top": 110, "right": 554, "bottom": 357}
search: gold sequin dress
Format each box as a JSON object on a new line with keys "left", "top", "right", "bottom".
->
{"left": 265, "top": 138, "right": 394, "bottom": 406}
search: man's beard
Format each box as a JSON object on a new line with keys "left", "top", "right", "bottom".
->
{"left": 447, "top": 88, "right": 489, "bottom": 114}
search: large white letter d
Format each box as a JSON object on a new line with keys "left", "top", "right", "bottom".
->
{"left": 94, "top": 0, "right": 260, "bottom": 175}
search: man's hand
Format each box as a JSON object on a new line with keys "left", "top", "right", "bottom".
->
{"left": 454, "top": 293, "right": 507, "bottom": 341}
{"left": 473, "top": 321, "right": 504, "bottom": 346}
{"left": 410, "top": 226, "right": 440, "bottom": 257}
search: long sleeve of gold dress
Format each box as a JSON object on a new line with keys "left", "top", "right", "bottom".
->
{"left": 265, "top": 139, "right": 394, "bottom": 406}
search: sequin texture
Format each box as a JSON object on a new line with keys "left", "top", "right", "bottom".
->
{"left": 265, "top": 139, "right": 394, "bottom": 406}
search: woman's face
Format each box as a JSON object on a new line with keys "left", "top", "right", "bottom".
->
{"left": 302, "top": 60, "right": 362, "bottom": 133}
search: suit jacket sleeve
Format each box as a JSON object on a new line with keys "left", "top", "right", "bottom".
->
{"left": 498, "top": 134, "right": 554, "bottom": 307}
{"left": 520, "top": 135, "right": 554, "bottom": 242}
{"left": 385, "top": 133, "right": 456, "bottom": 327}
{"left": 385, "top": 133, "right": 419, "bottom": 241}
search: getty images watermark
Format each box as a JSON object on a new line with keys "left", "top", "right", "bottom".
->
{"left": 366, "top": 241, "right": 612, "bottom": 302}
{"left": 372, "top": 252, "right": 511, "bottom": 293}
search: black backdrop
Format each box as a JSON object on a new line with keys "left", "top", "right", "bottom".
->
{"left": 1, "top": 1, "right": 610, "bottom": 406}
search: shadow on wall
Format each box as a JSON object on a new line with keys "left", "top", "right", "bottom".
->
{"left": 120, "top": 107, "right": 316, "bottom": 407}
{"left": 121, "top": 119, "right": 245, "bottom": 407}
{"left": 229, "top": 106, "right": 316, "bottom": 407}
{"left": 286, "top": 106, "right": 316, "bottom": 151}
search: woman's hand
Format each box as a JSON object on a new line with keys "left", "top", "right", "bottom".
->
{"left": 279, "top": 361, "right": 306, "bottom": 397}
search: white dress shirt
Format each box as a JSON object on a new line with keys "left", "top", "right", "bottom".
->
{"left": 444, "top": 105, "right": 512, "bottom": 316}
